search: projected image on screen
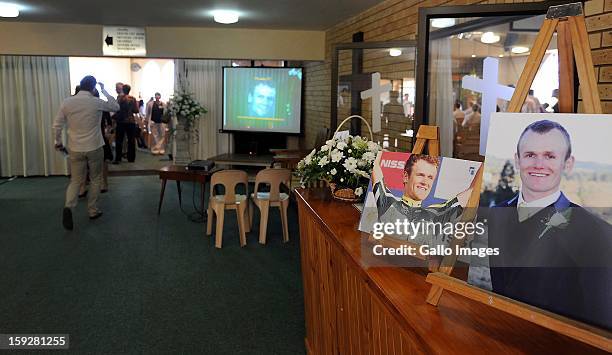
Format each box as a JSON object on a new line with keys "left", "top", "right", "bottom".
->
{"left": 223, "top": 67, "right": 302, "bottom": 133}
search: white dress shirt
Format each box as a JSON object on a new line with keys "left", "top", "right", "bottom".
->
{"left": 517, "top": 189, "right": 561, "bottom": 222}
{"left": 53, "top": 90, "right": 120, "bottom": 152}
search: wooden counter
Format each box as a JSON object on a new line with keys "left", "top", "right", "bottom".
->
{"left": 296, "top": 188, "right": 605, "bottom": 354}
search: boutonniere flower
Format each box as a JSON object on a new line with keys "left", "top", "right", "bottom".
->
{"left": 538, "top": 208, "right": 572, "bottom": 239}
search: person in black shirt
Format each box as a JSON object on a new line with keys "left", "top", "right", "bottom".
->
{"left": 112, "top": 84, "right": 139, "bottom": 164}
{"left": 146, "top": 92, "right": 167, "bottom": 155}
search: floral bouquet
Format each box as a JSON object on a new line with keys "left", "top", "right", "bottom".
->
{"left": 167, "top": 89, "right": 207, "bottom": 131}
{"left": 295, "top": 135, "right": 382, "bottom": 202}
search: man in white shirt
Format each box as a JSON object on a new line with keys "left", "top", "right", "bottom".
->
{"left": 53, "top": 75, "right": 120, "bottom": 230}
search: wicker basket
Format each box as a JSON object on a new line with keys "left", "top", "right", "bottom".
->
{"left": 329, "top": 183, "right": 362, "bottom": 202}
{"left": 328, "top": 115, "right": 373, "bottom": 203}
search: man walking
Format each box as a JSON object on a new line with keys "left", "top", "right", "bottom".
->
{"left": 53, "top": 75, "right": 120, "bottom": 230}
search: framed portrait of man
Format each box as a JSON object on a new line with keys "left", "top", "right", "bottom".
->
{"left": 358, "top": 151, "right": 481, "bottom": 248}
{"left": 469, "top": 113, "right": 612, "bottom": 330}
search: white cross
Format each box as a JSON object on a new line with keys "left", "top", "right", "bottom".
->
{"left": 462, "top": 57, "right": 515, "bottom": 155}
{"left": 360, "top": 72, "right": 391, "bottom": 133}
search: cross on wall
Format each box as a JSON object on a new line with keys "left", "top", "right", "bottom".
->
{"left": 360, "top": 72, "right": 392, "bottom": 133}
{"left": 461, "top": 57, "right": 515, "bottom": 155}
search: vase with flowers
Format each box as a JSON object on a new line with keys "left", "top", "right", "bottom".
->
{"left": 167, "top": 88, "right": 207, "bottom": 164}
{"left": 295, "top": 116, "right": 382, "bottom": 202}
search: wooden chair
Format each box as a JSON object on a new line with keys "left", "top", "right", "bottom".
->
{"left": 206, "top": 170, "right": 250, "bottom": 249}
{"left": 249, "top": 168, "right": 292, "bottom": 244}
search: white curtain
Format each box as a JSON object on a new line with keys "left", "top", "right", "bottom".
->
{"left": 0, "top": 56, "right": 71, "bottom": 177}
{"left": 174, "top": 59, "right": 232, "bottom": 160}
{"left": 428, "top": 38, "right": 454, "bottom": 157}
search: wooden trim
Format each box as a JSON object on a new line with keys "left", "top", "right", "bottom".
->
{"left": 557, "top": 20, "right": 576, "bottom": 113}
{"left": 426, "top": 272, "right": 612, "bottom": 352}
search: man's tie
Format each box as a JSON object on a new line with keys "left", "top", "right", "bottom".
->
{"left": 517, "top": 202, "right": 542, "bottom": 222}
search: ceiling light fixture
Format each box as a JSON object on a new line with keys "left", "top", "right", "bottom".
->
{"left": 511, "top": 46, "right": 529, "bottom": 54}
{"left": 480, "top": 31, "right": 500, "bottom": 44}
{"left": 471, "top": 54, "right": 476, "bottom": 58}
{"left": 212, "top": 10, "right": 239, "bottom": 24}
{"left": 431, "top": 18, "right": 455, "bottom": 28}
{"left": 389, "top": 48, "right": 402, "bottom": 57}
{"left": 0, "top": 2, "right": 19, "bottom": 17}
{"left": 498, "top": 54, "right": 504, "bottom": 58}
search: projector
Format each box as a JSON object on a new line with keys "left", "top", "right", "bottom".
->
{"left": 187, "top": 160, "right": 215, "bottom": 172}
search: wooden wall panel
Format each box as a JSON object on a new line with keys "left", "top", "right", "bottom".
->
{"left": 298, "top": 196, "right": 428, "bottom": 354}
{"left": 303, "top": 0, "right": 612, "bottom": 150}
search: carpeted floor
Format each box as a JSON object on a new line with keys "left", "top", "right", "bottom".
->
{"left": 108, "top": 148, "right": 171, "bottom": 173}
{"left": 0, "top": 176, "right": 305, "bottom": 354}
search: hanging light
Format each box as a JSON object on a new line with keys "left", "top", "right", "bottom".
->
{"left": 389, "top": 48, "right": 402, "bottom": 57}
{"left": 212, "top": 10, "right": 240, "bottom": 24}
{"left": 0, "top": 2, "right": 19, "bottom": 17}
{"left": 431, "top": 18, "right": 455, "bottom": 28}
{"left": 511, "top": 46, "right": 530, "bottom": 54}
{"left": 480, "top": 32, "right": 500, "bottom": 44}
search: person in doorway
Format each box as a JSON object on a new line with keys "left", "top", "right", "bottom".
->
{"left": 112, "top": 84, "right": 139, "bottom": 164}
{"left": 146, "top": 92, "right": 167, "bottom": 155}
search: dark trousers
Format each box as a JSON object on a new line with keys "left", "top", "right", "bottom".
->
{"left": 115, "top": 122, "right": 137, "bottom": 162}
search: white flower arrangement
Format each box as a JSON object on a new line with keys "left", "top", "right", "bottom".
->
{"left": 295, "top": 135, "right": 382, "bottom": 195}
{"left": 167, "top": 88, "right": 207, "bottom": 131}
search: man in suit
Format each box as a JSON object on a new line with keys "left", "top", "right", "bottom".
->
{"left": 488, "top": 119, "right": 611, "bottom": 329}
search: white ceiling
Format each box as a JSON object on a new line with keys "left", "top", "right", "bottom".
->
{"left": 2, "top": 0, "right": 387, "bottom": 30}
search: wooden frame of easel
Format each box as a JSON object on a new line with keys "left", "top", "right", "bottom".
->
{"left": 424, "top": 3, "right": 610, "bottom": 351}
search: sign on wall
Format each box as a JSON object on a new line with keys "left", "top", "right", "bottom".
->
{"left": 102, "top": 26, "right": 146, "bottom": 57}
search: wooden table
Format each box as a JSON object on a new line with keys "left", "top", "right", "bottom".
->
{"left": 296, "top": 187, "right": 606, "bottom": 354}
{"left": 157, "top": 165, "right": 220, "bottom": 215}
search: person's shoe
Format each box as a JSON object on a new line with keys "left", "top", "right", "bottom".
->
{"left": 89, "top": 211, "right": 103, "bottom": 220}
{"left": 112, "top": 161, "right": 120, "bottom": 165}
{"left": 62, "top": 207, "right": 73, "bottom": 230}
{"left": 78, "top": 190, "right": 88, "bottom": 198}
{"left": 101, "top": 188, "right": 108, "bottom": 193}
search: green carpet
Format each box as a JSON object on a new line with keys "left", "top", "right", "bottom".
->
{"left": 0, "top": 176, "right": 305, "bottom": 354}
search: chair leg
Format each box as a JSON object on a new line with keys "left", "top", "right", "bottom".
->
{"left": 248, "top": 199, "right": 254, "bottom": 230}
{"left": 244, "top": 200, "right": 251, "bottom": 234}
{"left": 206, "top": 203, "right": 213, "bottom": 236}
{"left": 214, "top": 205, "right": 225, "bottom": 249}
{"left": 280, "top": 199, "right": 290, "bottom": 243}
{"left": 258, "top": 200, "right": 270, "bottom": 245}
{"left": 237, "top": 203, "right": 247, "bottom": 247}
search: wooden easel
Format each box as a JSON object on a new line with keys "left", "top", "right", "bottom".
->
{"left": 425, "top": 3, "right": 610, "bottom": 351}
{"left": 411, "top": 124, "right": 439, "bottom": 156}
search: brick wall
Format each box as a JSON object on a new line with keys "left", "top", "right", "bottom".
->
{"left": 585, "top": 0, "right": 612, "bottom": 113}
{"left": 303, "top": 0, "right": 612, "bottom": 149}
